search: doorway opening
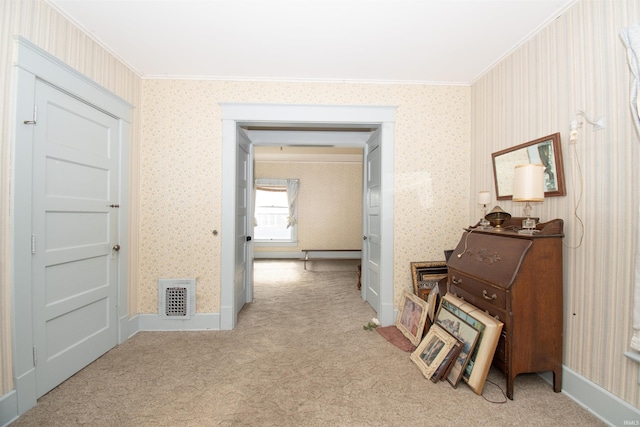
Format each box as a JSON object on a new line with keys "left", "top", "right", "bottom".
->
{"left": 220, "top": 104, "right": 396, "bottom": 330}
{"left": 251, "top": 144, "right": 364, "bottom": 310}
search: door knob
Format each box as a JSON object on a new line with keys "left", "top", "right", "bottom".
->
{"left": 113, "top": 244, "right": 121, "bottom": 252}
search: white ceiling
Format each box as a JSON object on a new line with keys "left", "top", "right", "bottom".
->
{"left": 46, "top": 0, "right": 577, "bottom": 85}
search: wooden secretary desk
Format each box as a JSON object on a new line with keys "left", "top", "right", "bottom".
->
{"left": 446, "top": 219, "right": 564, "bottom": 399}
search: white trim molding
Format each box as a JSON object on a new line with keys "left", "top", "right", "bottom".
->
{"left": 135, "top": 313, "right": 220, "bottom": 332}
{"left": 0, "top": 390, "right": 18, "bottom": 427}
{"left": 540, "top": 367, "right": 640, "bottom": 426}
{"left": 219, "top": 103, "right": 397, "bottom": 330}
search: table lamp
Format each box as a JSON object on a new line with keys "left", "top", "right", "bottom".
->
{"left": 512, "top": 163, "right": 545, "bottom": 234}
{"left": 478, "top": 191, "right": 492, "bottom": 229}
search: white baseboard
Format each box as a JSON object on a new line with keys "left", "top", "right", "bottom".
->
{"left": 540, "top": 367, "right": 640, "bottom": 426}
{"left": 0, "top": 390, "right": 17, "bottom": 427}
{"left": 134, "top": 313, "right": 220, "bottom": 332}
{"left": 127, "top": 313, "right": 140, "bottom": 338}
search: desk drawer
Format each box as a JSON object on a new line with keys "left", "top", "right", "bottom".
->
{"left": 449, "top": 284, "right": 506, "bottom": 324}
{"left": 449, "top": 270, "right": 507, "bottom": 312}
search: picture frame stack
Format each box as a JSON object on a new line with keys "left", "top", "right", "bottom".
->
{"left": 410, "top": 261, "right": 447, "bottom": 300}
{"left": 408, "top": 292, "right": 504, "bottom": 394}
{"left": 438, "top": 293, "right": 503, "bottom": 394}
{"left": 434, "top": 297, "right": 481, "bottom": 387}
{"left": 403, "top": 261, "right": 504, "bottom": 394}
{"left": 410, "top": 261, "right": 447, "bottom": 330}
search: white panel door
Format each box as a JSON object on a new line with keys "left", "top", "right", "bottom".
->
{"left": 363, "top": 129, "right": 382, "bottom": 313}
{"left": 31, "top": 79, "right": 120, "bottom": 397}
{"left": 234, "top": 128, "right": 252, "bottom": 320}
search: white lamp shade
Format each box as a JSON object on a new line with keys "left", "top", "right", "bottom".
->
{"left": 478, "top": 191, "right": 491, "bottom": 205}
{"left": 512, "top": 164, "right": 545, "bottom": 202}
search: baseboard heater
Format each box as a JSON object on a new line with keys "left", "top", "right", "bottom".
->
{"left": 158, "top": 278, "right": 196, "bottom": 319}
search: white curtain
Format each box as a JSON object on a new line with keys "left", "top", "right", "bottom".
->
{"left": 621, "top": 22, "right": 640, "bottom": 352}
{"left": 286, "top": 179, "right": 299, "bottom": 228}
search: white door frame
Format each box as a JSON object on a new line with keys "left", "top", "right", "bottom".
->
{"left": 220, "top": 103, "right": 396, "bottom": 330}
{"left": 10, "top": 37, "right": 131, "bottom": 416}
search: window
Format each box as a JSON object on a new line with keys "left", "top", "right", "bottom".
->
{"left": 254, "top": 179, "right": 298, "bottom": 243}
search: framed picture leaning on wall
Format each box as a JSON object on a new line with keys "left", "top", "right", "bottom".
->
{"left": 396, "top": 291, "right": 429, "bottom": 346}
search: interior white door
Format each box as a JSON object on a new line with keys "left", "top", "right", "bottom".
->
{"left": 234, "top": 128, "right": 252, "bottom": 320}
{"left": 31, "top": 79, "right": 120, "bottom": 397}
{"left": 363, "top": 129, "right": 382, "bottom": 313}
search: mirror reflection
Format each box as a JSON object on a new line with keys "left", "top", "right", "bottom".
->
{"left": 492, "top": 133, "right": 565, "bottom": 200}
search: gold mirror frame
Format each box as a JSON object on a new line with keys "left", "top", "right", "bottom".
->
{"left": 491, "top": 133, "right": 566, "bottom": 200}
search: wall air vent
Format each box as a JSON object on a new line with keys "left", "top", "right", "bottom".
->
{"left": 158, "top": 278, "right": 196, "bottom": 319}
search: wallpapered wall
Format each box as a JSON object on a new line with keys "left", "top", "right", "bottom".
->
{"left": 254, "top": 161, "right": 363, "bottom": 253}
{"left": 140, "top": 80, "right": 470, "bottom": 314}
{"left": 470, "top": 0, "right": 640, "bottom": 408}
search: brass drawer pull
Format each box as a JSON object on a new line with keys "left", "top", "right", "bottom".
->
{"left": 451, "top": 277, "right": 462, "bottom": 285}
{"left": 483, "top": 290, "right": 497, "bottom": 300}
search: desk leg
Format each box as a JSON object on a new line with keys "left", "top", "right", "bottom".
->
{"left": 553, "top": 368, "right": 562, "bottom": 393}
{"left": 506, "top": 375, "right": 514, "bottom": 400}
{"left": 304, "top": 251, "right": 309, "bottom": 270}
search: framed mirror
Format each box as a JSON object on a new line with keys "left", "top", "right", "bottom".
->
{"left": 491, "top": 132, "right": 566, "bottom": 200}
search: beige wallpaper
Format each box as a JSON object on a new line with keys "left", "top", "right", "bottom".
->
{"left": 139, "top": 80, "right": 470, "bottom": 313}
{"left": 470, "top": 0, "right": 640, "bottom": 408}
{"left": 254, "top": 161, "right": 363, "bottom": 252}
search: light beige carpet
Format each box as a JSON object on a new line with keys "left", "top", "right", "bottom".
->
{"left": 12, "top": 259, "right": 604, "bottom": 426}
